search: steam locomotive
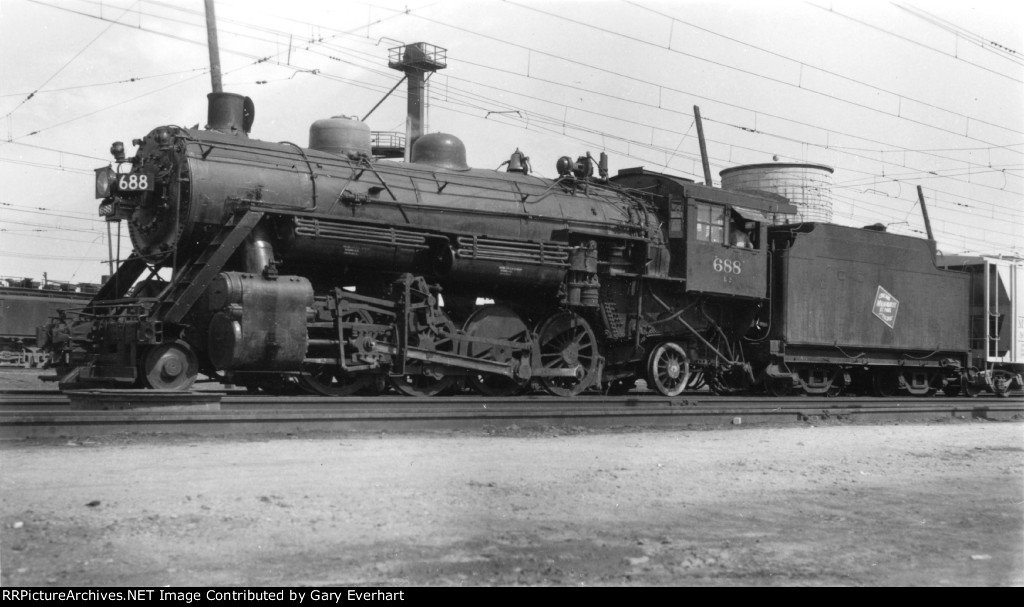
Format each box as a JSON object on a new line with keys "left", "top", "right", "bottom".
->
{"left": 39, "top": 52, "right": 1021, "bottom": 397}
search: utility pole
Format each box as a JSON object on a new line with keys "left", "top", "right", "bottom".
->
{"left": 693, "top": 106, "right": 713, "bottom": 186}
{"left": 204, "top": 0, "right": 223, "bottom": 93}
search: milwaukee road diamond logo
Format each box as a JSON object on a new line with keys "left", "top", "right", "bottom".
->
{"left": 872, "top": 285, "right": 899, "bottom": 329}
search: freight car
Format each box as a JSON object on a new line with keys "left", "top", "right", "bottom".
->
{"left": 937, "top": 255, "right": 1024, "bottom": 396}
{"left": 1, "top": 279, "right": 97, "bottom": 367}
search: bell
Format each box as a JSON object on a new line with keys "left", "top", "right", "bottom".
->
{"left": 506, "top": 148, "right": 530, "bottom": 173}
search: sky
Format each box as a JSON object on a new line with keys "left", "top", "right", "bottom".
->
{"left": 1, "top": 0, "right": 1022, "bottom": 285}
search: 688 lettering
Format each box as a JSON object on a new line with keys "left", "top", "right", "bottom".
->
{"left": 712, "top": 257, "right": 742, "bottom": 275}
{"left": 117, "top": 173, "right": 150, "bottom": 191}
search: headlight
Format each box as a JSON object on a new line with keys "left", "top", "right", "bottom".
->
{"left": 94, "top": 166, "right": 116, "bottom": 199}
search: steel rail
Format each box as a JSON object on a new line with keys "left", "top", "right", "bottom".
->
{"left": 1, "top": 391, "right": 1020, "bottom": 439}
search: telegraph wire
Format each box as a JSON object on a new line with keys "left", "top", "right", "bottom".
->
{"left": 310, "top": 40, "right": 1024, "bottom": 209}
{"left": 505, "top": 0, "right": 1023, "bottom": 148}
{"left": 4, "top": 2, "right": 1018, "bottom": 254}
{"left": 3, "top": 72, "right": 210, "bottom": 142}
{"left": 3, "top": 1, "right": 141, "bottom": 120}
{"left": 804, "top": 1, "right": 1024, "bottom": 83}
{"left": 0, "top": 158, "right": 95, "bottom": 175}
{"left": 0, "top": 68, "right": 209, "bottom": 99}
{"left": 894, "top": 3, "right": 1024, "bottom": 65}
{"left": 5, "top": 142, "right": 111, "bottom": 162}
{"left": 427, "top": 52, "right": 1024, "bottom": 200}
{"left": 623, "top": 0, "right": 1024, "bottom": 137}
{"left": 36, "top": 0, "right": 1019, "bottom": 194}
{"left": 382, "top": 5, "right": 1024, "bottom": 178}
{"left": 10, "top": 0, "right": 412, "bottom": 141}
{"left": 1, "top": 202, "right": 108, "bottom": 222}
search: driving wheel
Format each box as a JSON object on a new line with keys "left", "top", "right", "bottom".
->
{"left": 535, "top": 311, "right": 599, "bottom": 397}
{"left": 462, "top": 305, "right": 530, "bottom": 396}
{"left": 298, "top": 308, "right": 378, "bottom": 396}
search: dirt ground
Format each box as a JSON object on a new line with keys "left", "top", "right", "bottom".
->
{"left": 1, "top": 411, "right": 1022, "bottom": 587}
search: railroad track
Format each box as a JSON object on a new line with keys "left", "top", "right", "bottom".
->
{"left": 1, "top": 390, "right": 1021, "bottom": 439}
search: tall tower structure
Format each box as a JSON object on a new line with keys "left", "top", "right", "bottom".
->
{"left": 388, "top": 43, "right": 447, "bottom": 162}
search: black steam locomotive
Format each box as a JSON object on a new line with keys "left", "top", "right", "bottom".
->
{"left": 39, "top": 74, "right": 1020, "bottom": 397}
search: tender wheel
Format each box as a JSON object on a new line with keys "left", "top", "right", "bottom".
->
{"left": 963, "top": 369, "right": 982, "bottom": 397}
{"left": 764, "top": 375, "right": 793, "bottom": 397}
{"left": 462, "top": 305, "right": 530, "bottom": 397}
{"left": 872, "top": 369, "right": 900, "bottom": 397}
{"left": 991, "top": 370, "right": 1014, "bottom": 397}
{"left": 536, "top": 311, "right": 600, "bottom": 397}
{"left": 646, "top": 342, "right": 690, "bottom": 397}
{"left": 389, "top": 371, "right": 456, "bottom": 397}
{"left": 902, "top": 370, "right": 936, "bottom": 397}
{"left": 299, "top": 308, "right": 379, "bottom": 397}
{"left": 142, "top": 340, "right": 198, "bottom": 391}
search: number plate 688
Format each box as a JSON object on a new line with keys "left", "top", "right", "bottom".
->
{"left": 117, "top": 173, "right": 154, "bottom": 192}
{"left": 712, "top": 257, "right": 742, "bottom": 274}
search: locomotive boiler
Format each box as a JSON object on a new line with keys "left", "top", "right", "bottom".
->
{"left": 41, "top": 81, "right": 798, "bottom": 396}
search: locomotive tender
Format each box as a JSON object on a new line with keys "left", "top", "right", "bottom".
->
{"left": 39, "top": 48, "right": 1019, "bottom": 397}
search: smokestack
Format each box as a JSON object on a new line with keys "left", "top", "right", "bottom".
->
{"left": 207, "top": 92, "right": 254, "bottom": 136}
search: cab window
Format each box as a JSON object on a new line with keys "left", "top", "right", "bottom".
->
{"left": 733, "top": 208, "right": 757, "bottom": 245}
{"left": 696, "top": 203, "right": 724, "bottom": 243}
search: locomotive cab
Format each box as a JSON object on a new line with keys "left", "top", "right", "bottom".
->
{"left": 610, "top": 167, "right": 795, "bottom": 298}
{"left": 684, "top": 198, "right": 771, "bottom": 299}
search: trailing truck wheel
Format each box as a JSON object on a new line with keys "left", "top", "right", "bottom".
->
{"left": 142, "top": 340, "right": 198, "bottom": 391}
{"left": 646, "top": 342, "right": 690, "bottom": 397}
{"left": 535, "top": 311, "right": 599, "bottom": 397}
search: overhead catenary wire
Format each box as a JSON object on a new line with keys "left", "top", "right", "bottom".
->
{"left": 2, "top": 1, "right": 141, "bottom": 121}
{"left": 351, "top": 5, "right": 1023, "bottom": 203}
{"left": 894, "top": 3, "right": 1024, "bottom": 66}
{"left": 1, "top": 1, "right": 1018, "bottom": 261}
{"left": 519, "top": 0, "right": 1024, "bottom": 139}
{"left": 23, "top": 0, "right": 1018, "bottom": 197}
{"left": 308, "top": 39, "right": 1023, "bottom": 208}
{"left": 804, "top": 1, "right": 1024, "bottom": 84}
